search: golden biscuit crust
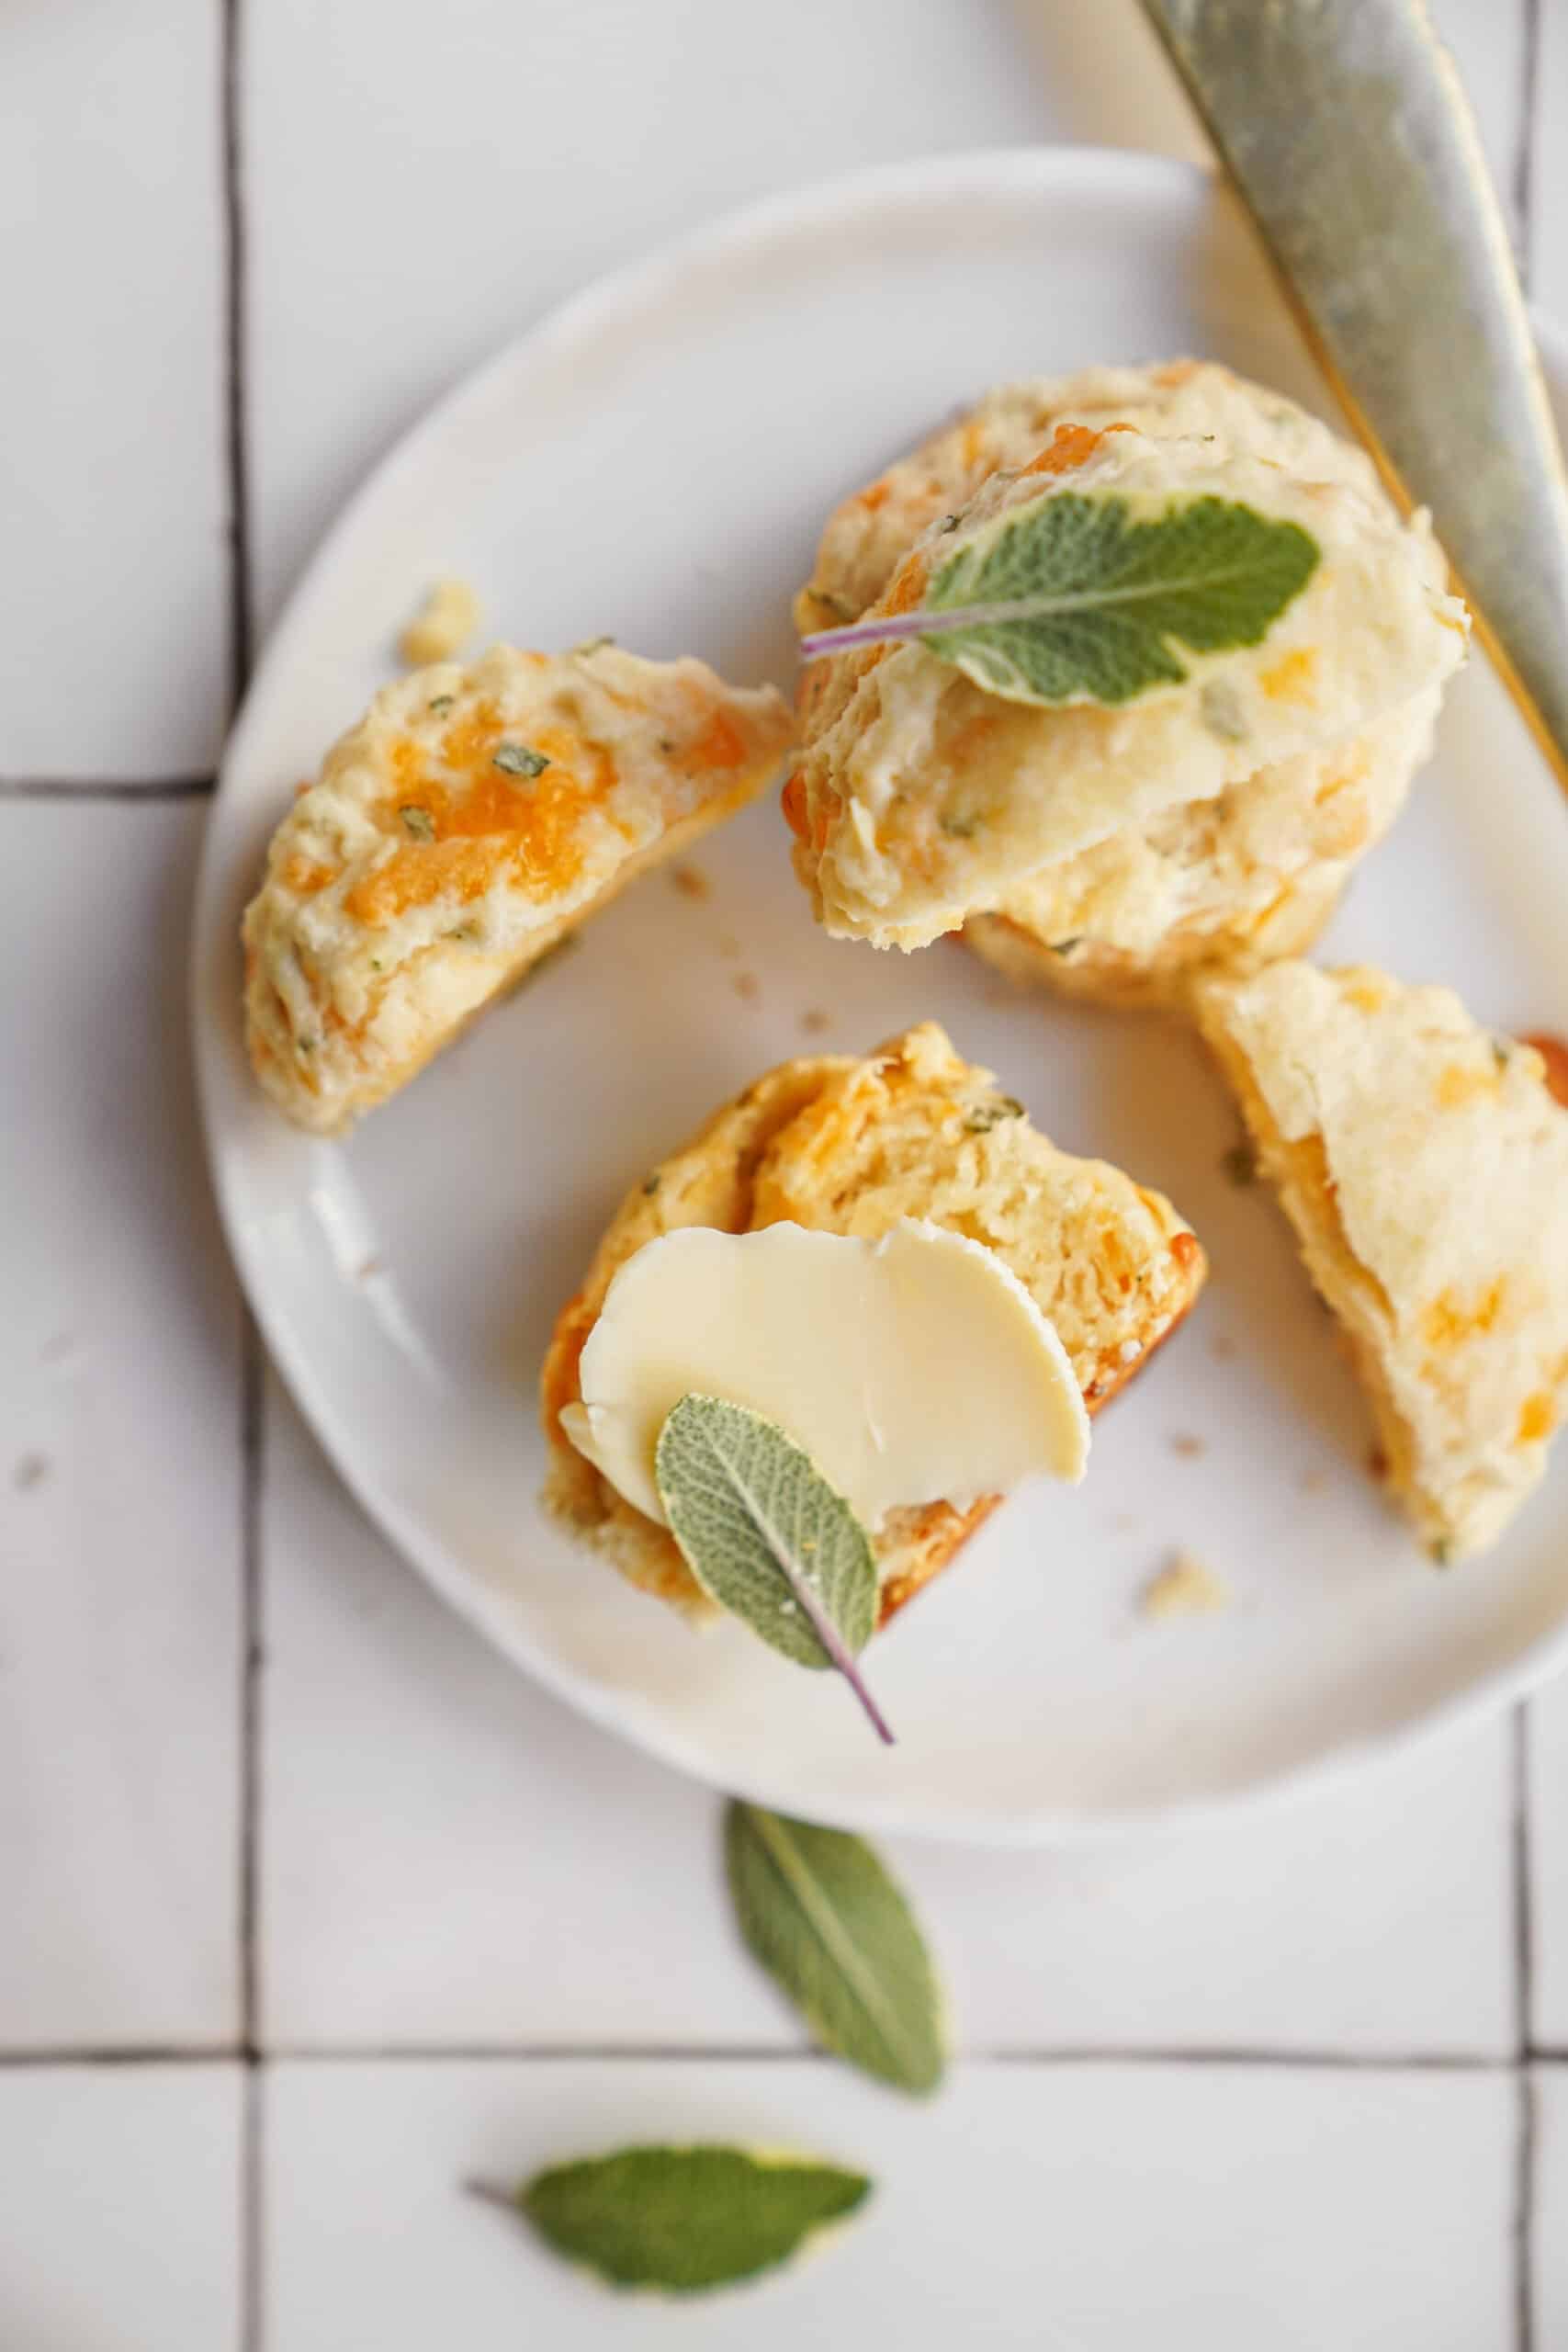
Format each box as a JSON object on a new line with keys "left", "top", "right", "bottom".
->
{"left": 243, "top": 643, "right": 794, "bottom": 1133}
{"left": 1197, "top": 962, "right": 1568, "bottom": 1559}
{"left": 541, "top": 1023, "right": 1206, "bottom": 1624}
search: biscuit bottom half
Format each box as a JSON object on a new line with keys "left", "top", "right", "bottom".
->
{"left": 540, "top": 1022, "right": 1206, "bottom": 1629}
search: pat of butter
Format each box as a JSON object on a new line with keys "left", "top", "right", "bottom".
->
{"left": 558, "top": 1217, "right": 1089, "bottom": 1531}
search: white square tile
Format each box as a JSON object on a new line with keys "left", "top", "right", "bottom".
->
{"left": 264, "top": 2056, "right": 1514, "bottom": 2350}
{"left": 246, "top": 0, "right": 1089, "bottom": 637}
{"left": 263, "top": 1388, "right": 1512, "bottom": 2055}
{"left": 1529, "top": 1683, "right": 1568, "bottom": 2048}
{"left": 0, "top": 3, "right": 227, "bottom": 779}
{"left": 0, "top": 2063, "right": 242, "bottom": 2350}
{"left": 0, "top": 804, "right": 242, "bottom": 2046}
{"left": 1536, "top": 2064, "right": 1568, "bottom": 2340}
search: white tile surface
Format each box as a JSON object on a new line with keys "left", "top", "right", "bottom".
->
{"left": 246, "top": 0, "right": 1045, "bottom": 637}
{"left": 265, "top": 2057, "right": 1514, "bottom": 2351}
{"left": 0, "top": 2, "right": 227, "bottom": 779}
{"left": 1529, "top": 1686, "right": 1568, "bottom": 2049}
{"left": 245, "top": 0, "right": 1529, "bottom": 649}
{"left": 0, "top": 2064, "right": 242, "bottom": 2351}
{"left": 0, "top": 804, "right": 242, "bottom": 2047}
{"left": 263, "top": 1387, "right": 1513, "bottom": 2054}
{"left": 1536, "top": 2065, "right": 1568, "bottom": 2340}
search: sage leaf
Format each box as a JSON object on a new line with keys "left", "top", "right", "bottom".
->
{"left": 656, "top": 1394, "right": 893, "bottom": 1744}
{"left": 800, "top": 491, "right": 1319, "bottom": 707}
{"left": 726, "top": 1802, "right": 946, "bottom": 2095}
{"left": 498, "top": 2144, "right": 871, "bottom": 2293}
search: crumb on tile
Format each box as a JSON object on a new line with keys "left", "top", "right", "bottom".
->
{"left": 12, "top": 1452, "right": 49, "bottom": 1493}
{"left": 398, "top": 575, "right": 481, "bottom": 666}
{"left": 800, "top": 1009, "right": 830, "bottom": 1035}
{"left": 717, "top": 932, "right": 743, "bottom": 960}
{"left": 1169, "top": 1432, "right": 1206, "bottom": 1459}
{"left": 1209, "top": 1334, "right": 1237, "bottom": 1362}
{"left": 670, "top": 864, "right": 710, "bottom": 901}
{"left": 733, "top": 972, "right": 761, "bottom": 1004}
{"left": 1140, "top": 1549, "right": 1230, "bottom": 1621}
{"left": 355, "top": 1256, "right": 385, "bottom": 1283}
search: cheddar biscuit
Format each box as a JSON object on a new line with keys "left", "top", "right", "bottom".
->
{"left": 1197, "top": 962, "right": 1568, "bottom": 1559}
{"left": 541, "top": 1022, "right": 1206, "bottom": 1625}
{"left": 243, "top": 643, "right": 794, "bottom": 1133}
{"left": 790, "top": 364, "right": 1461, "bottom": 998}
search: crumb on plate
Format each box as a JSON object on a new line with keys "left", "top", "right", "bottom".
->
{"left": 1141, "top": 1549, "right": 1230, "bottom": 1620}
{"left": 398, "top": 576, "right": 481, "bottom": 666}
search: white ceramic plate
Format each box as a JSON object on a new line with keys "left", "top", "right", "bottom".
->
{"left": 193, "top": 147, "right": 1568, "bottom": 1843}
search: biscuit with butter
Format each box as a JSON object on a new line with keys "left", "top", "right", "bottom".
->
{"left": 541, "top": 1022, "right": 1205, "bottom": 1625}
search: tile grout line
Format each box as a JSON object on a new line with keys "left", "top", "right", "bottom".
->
{"left": 220, "top": 0, "right": 263, "bottom": 2346}
{"left": 0, "top": 775, "right": 216, "bottom": 801}
{"left": 1517, "top": 2069, "right": 1539, "bottom": 2352}
{"left": 2, "top": 2041, "right": 1559, "bottom": 2071}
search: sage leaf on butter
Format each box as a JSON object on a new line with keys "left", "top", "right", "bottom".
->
{"left": 493, "top": 2144, "right": 870, "bottom": 2294}
{"left": 726, "top": 1801, "right": 946, "bottom": 2095}
{"left": 655, "top": 1394, "right": 892, "bottom": 1744}
{"left": 799, "top": 491, "right": 1319, "bottom": 708}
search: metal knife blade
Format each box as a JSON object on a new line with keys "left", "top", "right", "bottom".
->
{"left": 1138, "top": 0, "right": 1568, "bottom": 794}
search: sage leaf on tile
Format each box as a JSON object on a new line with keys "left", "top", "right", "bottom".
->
{"left": 491, "top": 2144, "right": 871, "bottom": 2293}
{"left": 726, "top": 1801, "right": 946, "bottom": 2095}
{"left": 655, "top": 1394, "right": 892, "bottom": 1744}
{"left": 799, "top": 492, "right": 1319, "bottom": 707}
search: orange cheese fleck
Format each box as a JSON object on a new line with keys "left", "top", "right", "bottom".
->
{"left": 1517, "top": 1391, "right": 1556, "bottom": 1444}
{"left": 1020, "top": 422, "right": 1113, "bottom": 479}
{"left": 1435, "top": 1061, "right": 1498, "bottom": 1110}
{"left": 1259, "top": 647, "right": 1318, "bottom": 704}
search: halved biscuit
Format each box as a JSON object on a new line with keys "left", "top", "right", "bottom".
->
{"left": 1196, "top": 962, "right": 1568, "bottom": 1559}
{"left": 790, "top": 363, "right": 1461, "bottom": 993}
{"left": 541, "top": 1022, "right": 1206, "bottom": 1625}
{"left": 788, "top": 423, "right": 1464, "bottom": 954}
{"left": 243, "top": 643, "right": 794, "bottom": 1133}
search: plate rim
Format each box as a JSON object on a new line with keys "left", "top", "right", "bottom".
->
{"left": 192, "top": 141, "right": 1568, "bottom": 1845}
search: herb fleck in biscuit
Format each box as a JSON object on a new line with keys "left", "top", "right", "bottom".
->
{"left": 1197, "top": 962, "right": 1568, "bottom": 1559}
{"left": 243, "top": 643, "right": 794, "bottom": 1134}
{"left": 542, "top": 1023, "right": 1206, "bottom": 1625}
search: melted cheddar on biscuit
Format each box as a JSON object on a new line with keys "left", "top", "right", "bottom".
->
{"left": 243, "top": 643, "right": 794, "bottom": 1133}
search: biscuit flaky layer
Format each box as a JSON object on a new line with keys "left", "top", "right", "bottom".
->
{"left": 1197, "top": 962, "right": 1568, "bottom": 1560}
{"left": 541, "top": 1022, "right": 1206, "bottom": 1627}
{"left": 243, "top": 643, "right": 795, "bottom": 1133}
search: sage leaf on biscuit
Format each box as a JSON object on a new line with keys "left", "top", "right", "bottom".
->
{"left": 726, "top": 1801, "right": 946, "bottom": 2095}
{"left": 799, "top": 491, "right": 1319, "bottom": 707}
{"left": 487, "top": 2144, "right": 870, "bottom": 2294}
{"left": 655, "top": 1394, "right": 892, "bottom": 1744}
